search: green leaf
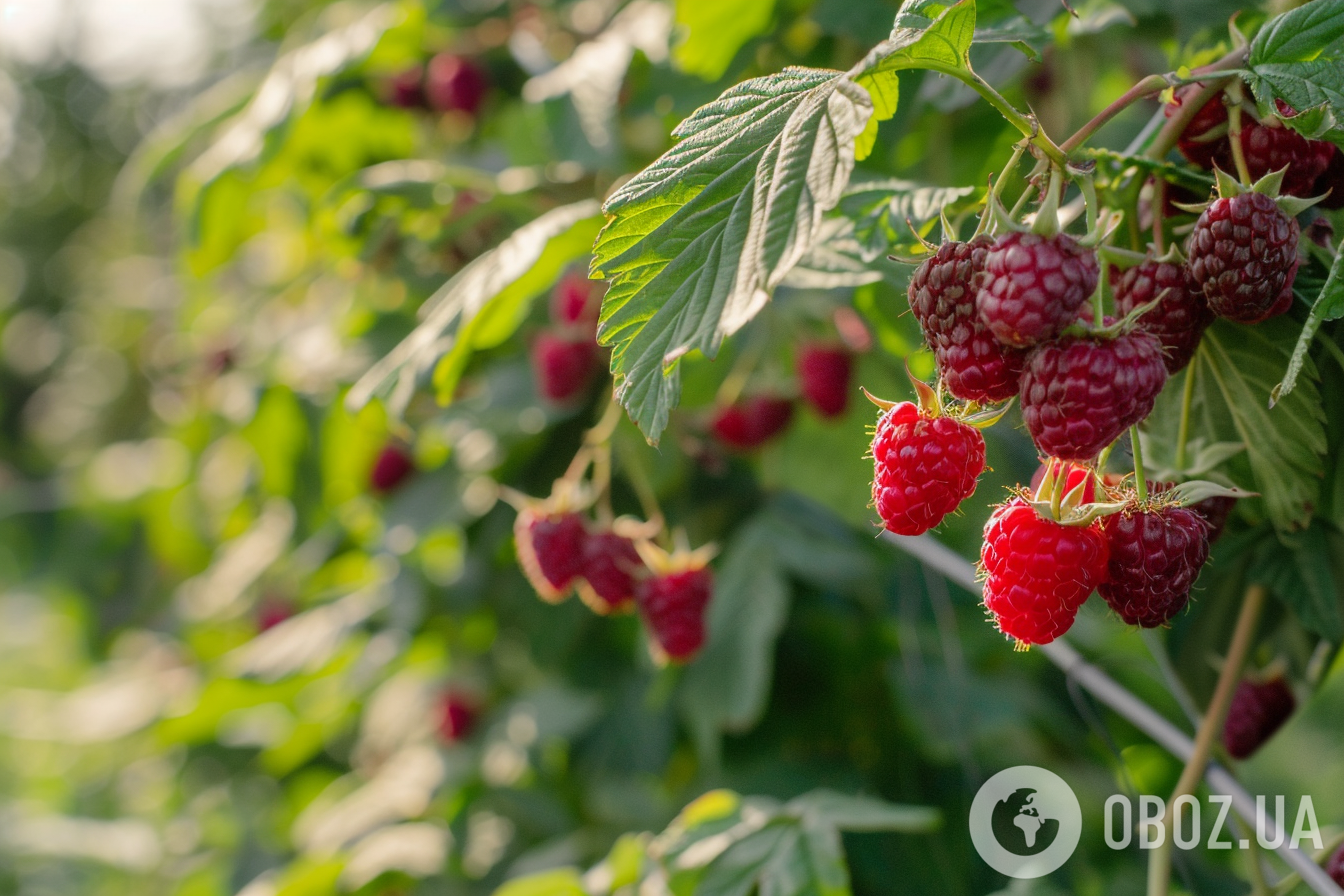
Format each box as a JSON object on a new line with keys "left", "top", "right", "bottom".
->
{"left": 1249, "top": 521, "right": 1344, "bottom": 640}
{"left": 1141, "top": 319, "right": 1327, "bottom": 535}
{"left": 349, "top": 200, "right": 602, "bottom": 417}
{"left": 830, "top": 177, "right": 979, "bottom": 260}
{"left": 492, "top": 868, "right": 589, "bottom": 896}
{"left": 1246, "top": 0, "right": 1344, "bottom": 130}
{"left": 673, "top": 0, "right": 777, "bottom": 81}
{"left": 1249, "top": 0, "right": 1344, "bottom": 66}
{"left": 789, "top": 790, "right": 941, "bottom": 833}
{"left": 1274, "top": 246, "right": 1344, "bottom": 405}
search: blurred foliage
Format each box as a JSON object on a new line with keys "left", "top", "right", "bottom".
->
{"left": 1, "top": 1, "right": 1343, "bottom": 896}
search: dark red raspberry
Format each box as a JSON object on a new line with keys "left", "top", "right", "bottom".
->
{"left": 1325, "top": 843, "right": 1344, "bottom": 887}
{"left": 1097, "top": 505, "right": 1209, "bottom": 627}
{"left": 711, "top": 395, "right": 795, "bottom": 450}
{"left": 871, "top": 402, "right": 985, "bottom": 535}
{"left": 977, "top": 232, "right": 1100, "bottom": 348}
{"left": 531, "top": 331, "right": 599, "bottom": 403}
{"left": 1222, "top": 677, "right": 1296, "bottom": 759}
{"left": 797, "top": 343, "right": 854, "bottom": 418}
{"left": 514, "top": 507, "right": 587, "bottom": 602}
{"left": 1019, "top": 330, "right": 1167, "bottom": 461}
{"left": 637, "top": 566, "right": 713, "bottom": 662}
{"left": 1192, "top": 495, "right": 1235, "bottom": 542}
{"left": 577, "top": 530, "right": 644, "bottom": 614}
{"left": 1251, "top": 255, "right": 1299, "bottom": 323}
{"left": 370, "top": 444, "right": 415, "bottom": 493}
{"left": 909, "top": 237, "right": 1025, "bottom": 402}
{"left": 1111, "top": 261, "right": 1214, "bottom": 374}
{"left": 437, "top": 691, "right": 477, "bottom": 742}
{"left": 1166, "top": 85, "right": 1228, "bottom": 169}
{"left": 980, "top": 498, "right": 1109, "bottom": 645}
{"left": 1187, "top": 192, "right": 1300, "bottom": 323}
{"left": 1232, "top": 121, "right": 1336, "bottom": 198}
{"left": 425, "top": 53, "right": 489, "bottom": 115}
{"left": 385, "top": 66, "right": 425, "bottom": 109}
{"left": 550, "top": 271, "right": 600, "bottom": 330}
{"left": 1313, "top": 147, "right": 1344, "bottom": 210}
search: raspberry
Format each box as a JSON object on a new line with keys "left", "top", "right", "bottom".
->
{"left": 1166, "top": 85, "right": 1228, "bottom": 169}
{"left": 437, "top": 692, "right": 477, "bottom": 742}
{"left": 550, "top": 271, "right": 600, "bottom": 330}
{"left": 871, "top": 401, "right": 985, "bottom": 535}
{"left": 1097, "top": 505, "right": 1210, "bottom": 627}
{"left": 1222, "top": 677, "right": 1295, "bottom": 759}
{"left": 710, "top": 395, "right": 795, "bottom": 450}
{"left": 980, "top": 498, "right": 1109, "bottom": 645}
{"left": 577, "top": 529, "right": 644, "bottom": 614}
{"left": 514, "top": 507, "right": 587, "bottom": 602}
{"left": 1313, "top": 147, "right": 1344, "bottom": 210}
{"left": 370, "top": 443, "right": 415, "bottom": 493}
{"left": 1019, "top": 330, "right": 1168, "bottom": 461}
{"left": 797, "top": 343, "right": 854, "bottom": 418}
{"left": 532, "top": 331, "right": 599, "bottom": 403}
{"left": 1187, "top": 192, "right": 1300, "bottom": 323}
{"left": 1233, "top": 121, "right": 1336, "bottom": 198}
{"left": 385, "top": 66, "right": 425, "bottom": 109}
{"left": 425, "top": 53, "right": 489, "bottom": 115}
{"left": 638, "top": 566, "right": 713, "bottom": 662}
{"left": 977, "top": 232, "right": 1100, "bottom": 348}
{"left": 1192, "top": 495, "right": 1235, "bottom": 542}
{"left": 1110, "top": 260, "right": 1214, "bottom": 374}
{"left": 1326, "top": 843, "right": 1344, "bottom": 888}
{"left": 908, "top": 237, "right": 1025, "bottom": 402}
{"left": 1252, "top": 255, "right": 1299, "bottom": 323}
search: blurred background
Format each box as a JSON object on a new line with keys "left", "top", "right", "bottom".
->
{"left": 1, "top": 0, "right": 1343, "bottom": 894}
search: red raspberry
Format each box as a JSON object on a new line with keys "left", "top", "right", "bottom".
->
{"left": 514, "top": 507, "right": 587, "bottom": 602}
{"left": 1222, "top": 677, "right": 1295, "bottom": 759}
{"left": 1326, "top": 843, "right": 1344, "bottom": 888}
{"left": 1233, "top": 121, "right": 1336, "bottom": 198}
{"left": 425, "top": 53, "right": 489, "bottom": 115}
{"left": 710, "top": 395, "right": 795, "bottom": 450}
{"left": 871, "top": 402, "right": 985, "bottom": 536}
{"left": 1110, "top": 261, "right": 1214, "bottom": 374}
{"left": 576, "top": 529, "right": 644, "bottom": 614}
{"left": 980, "top": 498, "right": 1109, "bottom": 645}
{"left": 797, "top": 343, "right": 854, "bottom": 418}
{"left": 1097, "top": 506, "right": 1209, "bottom": 628}
{"left": 637, "top": 566, "right": 713, "bottom": 662}
{"left": 1313, "top": 147, "right": 1344, "bottom": 210}
{"left": 977, "top": 232, "right": 1100, "bottom": 348}
{"left": 1187, "top": 192, "right": 1300, "bottom": 323}
{"left": 385, "top": 66, "right": 425, "bottom": 109}
{"left": 436, "top": 691, "right": 477, "bottom": 742}
{"left": 1165, "top": 85, "right": 1228, "bottom": 169}
{"left": 1019, "top": 330, "right": 1167, "bottom": 461}
{"left": 550, "top": 271, "right": 600, "bottom": 330}
{"left": 370, "top": 443, "right": 415, "bottom": 493}
{"left": 909, "top": 237, "right": 1025, "bottom": 402}
{"left": 531, "top": 331, "right": 599, "bottom": 403}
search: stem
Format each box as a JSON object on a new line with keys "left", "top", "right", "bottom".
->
{"left": 924, "top": 63, "right": 1068, "bottom": 166}
{"left": 1061, "top": 73, "right": 1171, "bottom": 153}
{"left": 1131, "top": 425, "right": 1149, "bottom": 501}
{"left": 1152, "top": 177, "right": 1167, "bottom": 253}
{"left": 1175, "top": 365, "right": 1197, "bottom": 471}
{"left": 1227, "top": 95, "right": 1253, "bottom": 185}
{"left": 1144, "top": 49, "right": 1248, "bottom": 161}
{"left": 1146, "top": 584, "right": 1268, "bottom": 896}
{"left": 1079, "top": 173, "right": 1100, "bottom": 235}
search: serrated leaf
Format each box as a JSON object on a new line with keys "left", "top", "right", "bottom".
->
{"left": 1249, "top": 522, "right": 1344, "bottom": 640}
{"left": 1275, "top": 244, "right": 1344, "bottom": 405}
{"left": 1249, "top": 0, "right": 1344, "bottom": 67}
{"left": 789, "top": 791, "right": 941, "bottom": 833}
{"left": 349, "top": 200, "right": 602, "bottom": 417}
{"left": 830, "top": 177, "right": 979, "bottom": 260}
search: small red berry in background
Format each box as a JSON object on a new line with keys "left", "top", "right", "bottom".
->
{"left": 256, "top": 597, "right": 294, "bottom": 632}
{"left": 425, "top": 53, "right": 489, "bottom": 115}
{"left": 385, "top": 66, "right": 426, "bottom": 109}
{"left": 514, "top": 505, "right": 588, "bottom": 602}
{"left": 634, "top": 542, "right": 715, "bottom": 664}
{"left": 1326, "top": 842, "right": 1344, "bottom": 888}
{"left": 437, "top": 691, "right": 477, "bottom": 743}
{"left": 370, "top": 443, "right": 415, "bottom": 493}
{"left": 577, "top": 529, "right": 644, "bottom": 615}
{"left": 531, "top": 331, "right": 599, "bottom": 404}
{"left": 710, "top": 395, "right": 795, "bottom": 450}
{"left": 550, "top": 270, "right": 600, "bottom": 333}
{"left": 796, "top": 342, "right": 853, "bottom": 419}
{"left": 1222, "top": 676, "right": 1296, "bottom": 760}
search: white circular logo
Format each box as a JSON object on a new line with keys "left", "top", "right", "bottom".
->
{"left": 969, "top": 766, "right": 1082, "bottom": 879}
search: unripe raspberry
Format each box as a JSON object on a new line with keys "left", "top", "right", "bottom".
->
{"left": 871, "top": 401, "right": 985, "bottom": 535}
{"left": 370, "top": 443, "right": 416, "bottom": 493}
{"left": 577, "top": 530, "right": 644, "bottom": 614}
{"left": 637, "top": 563, "right": 713, "bottom": 663}
{"left": 514, "top": 506, "right": 587, "bottom": 602}
{"left": 1110, "top": 260, "right": 1214, "bottom": 374}
{"left": 425, "top": 53, "right": 489, "bottom": 115}
{"left": 532, "top": 331, "right": 599, "bottom": 403}
{"left": 1187, "top": 192, "right": 1300, "bottom": 323}
{"left": 710, "top": 395, "right": 795, "bottom": 450}
{"left": 1019, "top": 330, "right": 1168, "bottom": 461}
{"left": 797, "top": 343, "right": 854, "bottom": 418}
{"left": 977, "top": 232, "right": 1100, "bottom": 348}
{"left": 1098, "top": 505, "right": 1210, "bottom": 627}
{"left": 1222, "top": 677, "right": 1296, "bottom": 759}
{"left": 980, "top": 498, "right": 1109, "bottom": 646}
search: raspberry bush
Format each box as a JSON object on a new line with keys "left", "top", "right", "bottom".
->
{"left": 5, "top": 2, "right": 1344, "bottom": 896}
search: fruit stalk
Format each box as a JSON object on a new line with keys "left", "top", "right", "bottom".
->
{"left": 1175, "top": 365, "right": 1197, "bottom": 471}
{"left": 1131, "top": 425, "right": 1149, "bottom": 502}
{"left": 921, "top": 63, "right": 1068, "bottom": 167}
{"left": 1146, "top": 584, "right": 1268, "bottom": 896}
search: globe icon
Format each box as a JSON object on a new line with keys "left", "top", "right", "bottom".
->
{"left": 990, "top": 788, "right": 1061, "bottom": 856}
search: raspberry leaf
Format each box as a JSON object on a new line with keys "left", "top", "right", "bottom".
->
{"left": 1246, "top": 0, "right": 1344, "bottom": 143}
{"left": 1165, "top": 480, "right": 1258, "bottom": 506}
{"left": 1274, "top": 242, "right": 1344, "bottom": 406}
